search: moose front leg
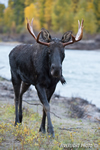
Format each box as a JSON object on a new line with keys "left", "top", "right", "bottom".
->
{"left": 35, "top": 84, "right": 54, "bottom": 137}
{"left": 39, "top": 85, "right": 56, "bottom": 134}
{"left": 39, "top": 109, "right": 46, "bottom": 133}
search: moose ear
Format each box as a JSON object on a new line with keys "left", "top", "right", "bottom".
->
{"left": 61, "top": 31, "right": 72, "bottom": 43}
{"left": 41, "top": 28, "right": 52, "bottom": 42}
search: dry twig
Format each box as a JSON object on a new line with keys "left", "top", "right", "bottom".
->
{"left": 23, "top": 100, "right": 61, "bottom": 119}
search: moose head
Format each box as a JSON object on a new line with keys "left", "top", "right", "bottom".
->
{"left": 27, "top": 18, "right": 84, "bottom": 79}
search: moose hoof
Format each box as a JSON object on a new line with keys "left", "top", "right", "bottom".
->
{"left": 39, "top": 127, "right": 46, "bottom": 133}
{"left": 48, "top": 132, "right": 55, "bottom": 138}
{"left": 19, "top": 115, "right": 23, "bottom": 123}
{"left": 14, "top": 121, "right": 20, "bottom": 127}
{"left": 47, "top": 127, "right": 55, "bottom": 138}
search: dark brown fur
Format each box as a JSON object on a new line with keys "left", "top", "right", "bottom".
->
{"left": 9, "top": 30, "right": 72, "bottom": 137}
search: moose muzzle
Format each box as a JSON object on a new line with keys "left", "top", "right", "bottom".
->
{"left": 51, "top": 64, "right": 62, "bottom": 78}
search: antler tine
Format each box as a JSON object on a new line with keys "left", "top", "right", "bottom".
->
{"left": 27, "top": 18, "right": 50, "bottom": 46}
{"left": 81, "top": 19, "right": 84, "bottom": 27}
{"left": 63, "top": 19, "right": 84, "bottom": 47}
{"left": 75, "top": 19, "right": 84, "bottom": 41}
{"left": 78, "top": 20, "right": 80, "bottom": 29}
{"left": 27, "top": 18, "right": 37, "bottom": 40}
{"left": 31, "top": 18, "right": 34, "bottom": 27}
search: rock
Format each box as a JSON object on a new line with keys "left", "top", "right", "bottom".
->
{"left": 95, "top": 34, "right": 100, "bottom": 42}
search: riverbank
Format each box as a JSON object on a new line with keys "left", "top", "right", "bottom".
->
{"left": 0, "top": 33, "right": 100, "bottom": 50}
{"left": 0, "top": 79, "right": 100, "bottom": 123}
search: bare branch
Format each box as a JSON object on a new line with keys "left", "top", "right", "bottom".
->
{"left": 59, "top": 127, "right": 82, "bottom": 131}
{"left": 50, "top": 111, "right": 61, "bottom": 119}
{"left": 23, "top": 100, "right": 42, "bottom": 106}
{"left": 23, "top": 100, "right": 61, "bottom": 119}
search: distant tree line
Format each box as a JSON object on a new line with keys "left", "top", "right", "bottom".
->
{"left": 0, "top": 0, "right": 100, "bottom": 34}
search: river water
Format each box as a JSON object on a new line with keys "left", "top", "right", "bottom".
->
{"left": 0, "top": 44, "right": 100, "bottom": 107}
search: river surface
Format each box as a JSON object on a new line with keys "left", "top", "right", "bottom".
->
{"left": 0, "top": 43, "right": 100, "bottom": 107}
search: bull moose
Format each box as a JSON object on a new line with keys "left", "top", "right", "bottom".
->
{"left": 9, "top": 18, "right": 84, "bottom": 137}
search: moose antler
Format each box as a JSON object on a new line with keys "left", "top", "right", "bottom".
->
{"left": 63, "top": 19, "right": 84, "bottom": 47}
{"left": 27, "top": 18, "right": 50, "bottom": 46}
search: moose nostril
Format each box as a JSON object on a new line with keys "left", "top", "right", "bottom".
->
{"left": 51, "top": 64, "right": 56, "bottom": 70}
{"left": 51, "top": 64, "right": 62, "bottom": 70}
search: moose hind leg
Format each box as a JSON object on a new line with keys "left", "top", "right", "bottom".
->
{"left": 11, "top": 72, "right": 21, "bottom": 126}
{"left": 19, "top": 82, "right": 30, "bottom": 123}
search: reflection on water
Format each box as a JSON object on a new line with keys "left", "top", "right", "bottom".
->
{"left": 0, "top": 44, "right": 100, "bottom": 107}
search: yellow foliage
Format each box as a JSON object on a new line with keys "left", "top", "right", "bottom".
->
{"left": 85, "top": 11, "right": 97, "bottom": 34}
{"left": 52, "top": 0, "right": 74, "bottom": 32}
{"left": 73, "top": 8, "right": 97, "bottom": 34}
{"left": 70, "top": 0, "right": 79, "bottom": 13}
{"left": 94, "top": 3, "right": 100, "bottom": 18}
{"left": 4, "top": 7, "right": 13, "bottom": 28}
{"left": 11, "top": 21, "right": 16, "bottom": 33}
{"left": 24, "top": 3, "right": 40, "bottom": 30}
{"left": 44, "top": 0, "right": 54, "bottom": 29}
{"left": 24, "top": 0, "right": 34, "bottom": 6}
{"left": 0, "top": 0, "right": 99, "bottom": 34}
{"left": 87, "top": 0, "right": 93, "bottom": 11}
